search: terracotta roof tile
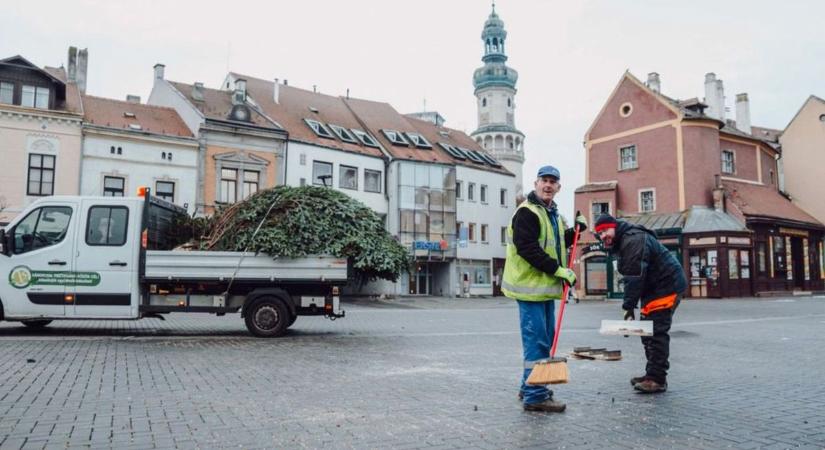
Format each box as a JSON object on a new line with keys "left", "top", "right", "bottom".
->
{"left": 723, "top": 180, "right": 823, "bottom": 227}
{"left": 82, "top": 94, "right": 193, "bottom": 138}
{"left": 168, "top": 80, "right": 277, "bottom": 129}
{"left": 236, "top": 74, "right": 383, "bottom": 158}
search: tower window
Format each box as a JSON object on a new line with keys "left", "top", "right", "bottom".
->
{"left": 482, "top": 98, "right": 487, "bottom": 107}
{"left": 507, "top": 97, "right": 511, "bottom": 107}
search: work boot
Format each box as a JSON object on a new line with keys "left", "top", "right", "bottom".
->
{"left": 523, "top": 398, "right": 566, "bottom": 413}
{"left": 630, "top": 375, "right": 646, "bottom": 386}
{"left": 518, "top": 391, "right": 524, "bottom": 401}
{"left": 634, "top": 379, "right": 667, "bottom": 393}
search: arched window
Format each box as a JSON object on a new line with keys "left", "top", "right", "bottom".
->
{"left": 482, "top": 98, "right": 487, "bottom": 107}
{"left": 507, "top": 97, "right": 512, "bottom": 107}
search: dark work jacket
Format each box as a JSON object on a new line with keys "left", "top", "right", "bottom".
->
{"left": 609, "top": 221, "right": 687, "bottom": 311}
{"left": 511, "top": 191, "right": 577, "bottom": 276}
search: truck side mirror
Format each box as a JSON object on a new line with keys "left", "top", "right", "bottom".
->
{"left": 0, "top": 229, "right": 7, "bottom": 256}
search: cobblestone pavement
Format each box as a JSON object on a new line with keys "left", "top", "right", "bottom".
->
{"left": 1, "top": 296, "right": 824, "bottom": 449}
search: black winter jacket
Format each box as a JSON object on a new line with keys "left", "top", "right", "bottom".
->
{"left": 609, "top": 221, "right": 687, "bottom": 312}
{"left": 511, "top": 191, "right": 578, "bottom": 276}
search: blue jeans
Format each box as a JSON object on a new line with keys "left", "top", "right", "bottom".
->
{"left": 517, "top": 300, "right": 556, "bottom": 404}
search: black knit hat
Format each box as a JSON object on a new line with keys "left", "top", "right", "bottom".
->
{"left": 594, "top": 214, "right": 617, "bottom": 232}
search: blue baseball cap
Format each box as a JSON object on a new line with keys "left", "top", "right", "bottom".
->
{"left": 537, "top": 165, "right": 560, "bottom": 180}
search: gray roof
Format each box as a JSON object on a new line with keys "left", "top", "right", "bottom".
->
{"left": 683, "top": 207, "right": 748, "bottom": 233}
{"left": 621, "top": 211, "right": 687, "bottom": 234}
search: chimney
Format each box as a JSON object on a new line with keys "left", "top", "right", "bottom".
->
{"left": 735, "top": 93, "right": 751, "bottom": 134}
{"left": 192, "top": 82, "right": 204, "bottom": 101}
{"left": 153, "top": 63, "right": 165, "bottom": 80}
{"left": 126, "top": 95, "right": 141, "bottom": 104}
{"left": 712, "top": 174, "right": 725, "bottom": 212}
{"left": 233, "top": 78, "right": 247, "bottom": 104}
{"left": 67, "top": 47, "right": 77, "bottom": 82}
{"left": 273, "top": 78, "right": 280, "bottom": 104}
{"left": 704, "top": 73, "right": 724, "bottom": 120}
{"left": 646, "top": 72, "right": 661, "bottom": 93}
{"left": 76, "top": 48, "right": 88, "bottom": 94}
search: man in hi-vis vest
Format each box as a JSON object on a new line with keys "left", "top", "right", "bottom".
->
{"left": 503, "top": 165, "right": 586, "bottom": 413}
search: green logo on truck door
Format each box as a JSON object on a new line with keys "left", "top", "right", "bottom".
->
{"left": 9, "top": 266, "right": 101, "bottom": 289}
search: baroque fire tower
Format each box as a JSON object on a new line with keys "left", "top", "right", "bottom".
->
{"left": 471, "top": 4, "right": 526, "bottom": 199}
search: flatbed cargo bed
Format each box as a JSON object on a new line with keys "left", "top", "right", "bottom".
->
{"left": 144, "top": 251, "right": 350, "bottom": 283}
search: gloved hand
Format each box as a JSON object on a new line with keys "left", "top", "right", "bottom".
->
{"left": 623, "top": 309, "right": 635, "bottom": 321}
{"left": 554, "top": 267, "right": 577, "bottom": 286}
{"left": 575, "top": 212, "right": 588, "bottom": 232}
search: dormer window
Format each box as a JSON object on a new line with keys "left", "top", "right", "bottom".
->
{"left": 124, "top": 112, "right": 136, "bottom": 118}
{"left": 329, "top": 124, "right": 358, "bottom": 144}
{"left": 128, "top": 124, "right": 142, "bottom": 130}
{"left": 22, "top": 85, "right": 50, "bottom": 109}
{"left": 382, "top": 129, "right": 409, "bottom": 146}
{"left": 405, "top": 132, "right": 432, "bottom": 149}
{"left": 351, "top": 129, "right": 379, "bottom": 147}
{"left": 304, "top": 119, "right": 334, "bottom": 139}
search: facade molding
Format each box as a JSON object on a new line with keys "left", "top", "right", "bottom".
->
{"left": 587, "top": 119, "right": 678, "bottom": 145}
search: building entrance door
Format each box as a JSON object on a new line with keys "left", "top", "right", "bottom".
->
{"left": 408, "top": 263, "right": 432, "bottom": 295}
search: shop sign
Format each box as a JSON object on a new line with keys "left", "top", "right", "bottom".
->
{"left": 727, "top": 237, "right": 751, "bottom": 245}
{"left": 414, "top": 240, "right": 449, "bottom": 251}
{"left": 689, "top": 237, "right": 716, "bottom": 246}
{"left": 779, "top": 228, "right": 808, "bottom": 237}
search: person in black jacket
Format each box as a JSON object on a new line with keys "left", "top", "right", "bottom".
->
{"left": 593, "top": 214, "right": 687, "bottom": 393}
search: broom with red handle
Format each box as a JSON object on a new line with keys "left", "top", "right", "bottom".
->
{"left": 526, "top": 213, "right": 583, "bottom": 385}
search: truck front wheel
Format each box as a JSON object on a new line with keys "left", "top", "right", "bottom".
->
{"left": 244, "top": 298, "right": 290, "bottom": 337}
{"left": 22, "top": 320, "right": 52, "bottom": 329}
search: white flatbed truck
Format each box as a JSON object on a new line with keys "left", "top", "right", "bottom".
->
{"left": 0, "top": 190, "right": 347, "bottom": 337}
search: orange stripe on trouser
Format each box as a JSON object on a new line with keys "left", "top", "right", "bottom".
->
{"left": 641, "top": 293, "right": 677, "bottom": 316}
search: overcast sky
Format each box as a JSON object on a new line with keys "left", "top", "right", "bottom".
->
{"left": 2, "top": 0, "right": 823, "bottom": 218}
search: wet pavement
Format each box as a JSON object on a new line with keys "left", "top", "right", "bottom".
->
{"left": 1, "top": 296, "right": 824, "bottom": 449}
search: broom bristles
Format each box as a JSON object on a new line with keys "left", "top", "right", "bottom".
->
{"left": 526, "top": 361, "right": 569, "bottom": 385}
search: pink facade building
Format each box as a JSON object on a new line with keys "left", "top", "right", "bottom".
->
{"left": 575, "top": 72, "right": 824, "bottom": 299}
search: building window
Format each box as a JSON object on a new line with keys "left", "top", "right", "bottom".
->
{"left": 728, "top": 249, "right": 739, "bottom": 279}
{"left": 619, "top": 145, "right": 637, "bottom": 170}
{"left": 155, "top": 181, "right": 175, "bottom": 202}
{"left": 639, "top": 189, "right": 655, "bottom": 213}
{"left": 304, "top": 119, "right": 334, "bottom": 139}
{"left": 619, "top": 102, "right": 633, "bottom": 117}
{"left": 591, "top": 201, "right": 610, "bottom": 224}
{"left": 313, "top": 161, "right": 333, "bottom": 186}
{"left": 243, "top": 170, "right": 259, "bottom": 199}
{"left": 501, "top": 226, "right": 507, "bottom": 245}
{"left": 299, "top": 153, "right": 307, "bottom": 165}
{"left": 721, "top": 150, "right": 735, "bottom": 174}
{"left": 500, "top": 188, "right": 507, "bottom": 206}
{"left": 351, "top": 129, "right": 379, "bottom": 147}
{"left": 480, "top": 185, "right": 488, "bottom": 203}
{"left": 364, "top": 169, "right": 381, "bottom": 193}
{"left": 219, "top": 168, "right": 237, "bottom": 203}
{"left": 468, "top": 223, "right": 476, "bottom": 242}
{"left": 585, "top": 256, "right": 608, "bottom": 295}
{"left": 468, "top": 182, "right": 476, "bottom": 201}
{"left": 339, "top": 165, "right": 358, "bottom": 190}
{"left": 481, "top": 224, "right": 488, "bottom": 243}
{"left": 381, "top": 129, "right": 409, "bottom": 146}
{"left": 86, "top": 206, "right": 128, "bottom": 246}
{"left": 103, "top": 176, "right": 125, "bottom": 197}
{"left": 456, "top": 181, "right": 463, "bottom": 199}
{"left": 0, "top": 82, "right": 13, "bottom": 104}
{"left": 27, "top": 154, "right": 55, "bottom": 196}
{"left": 300, "top": 178, "right": 306, "bottom": 187}
{"left": 405, "top": 132, "right": 432, "bottom": 149}
{"left": 21, "top": 85, "right": 49, "bottom": 109}
{"left": 329, "top": 124, "right": 358, "bottom": 144}
{"left": 757, "top": 242, "right": 767, "bottom": 274}
{"left": 482, "top": 98, "right": 487, "bottom": 107}
{"left": 770, "top": 170, "right": 775, "bottom": 185}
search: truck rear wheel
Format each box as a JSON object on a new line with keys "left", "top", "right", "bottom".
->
{"left": 22, "top": 320, "right": 52, "bottom": 329}
{"left": 244, "top": 297, "right": 290, "bottom": 337}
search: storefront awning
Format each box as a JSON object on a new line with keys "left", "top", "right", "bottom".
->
{"left": 622, "top": 211, "right": 686, "bottom": 236}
